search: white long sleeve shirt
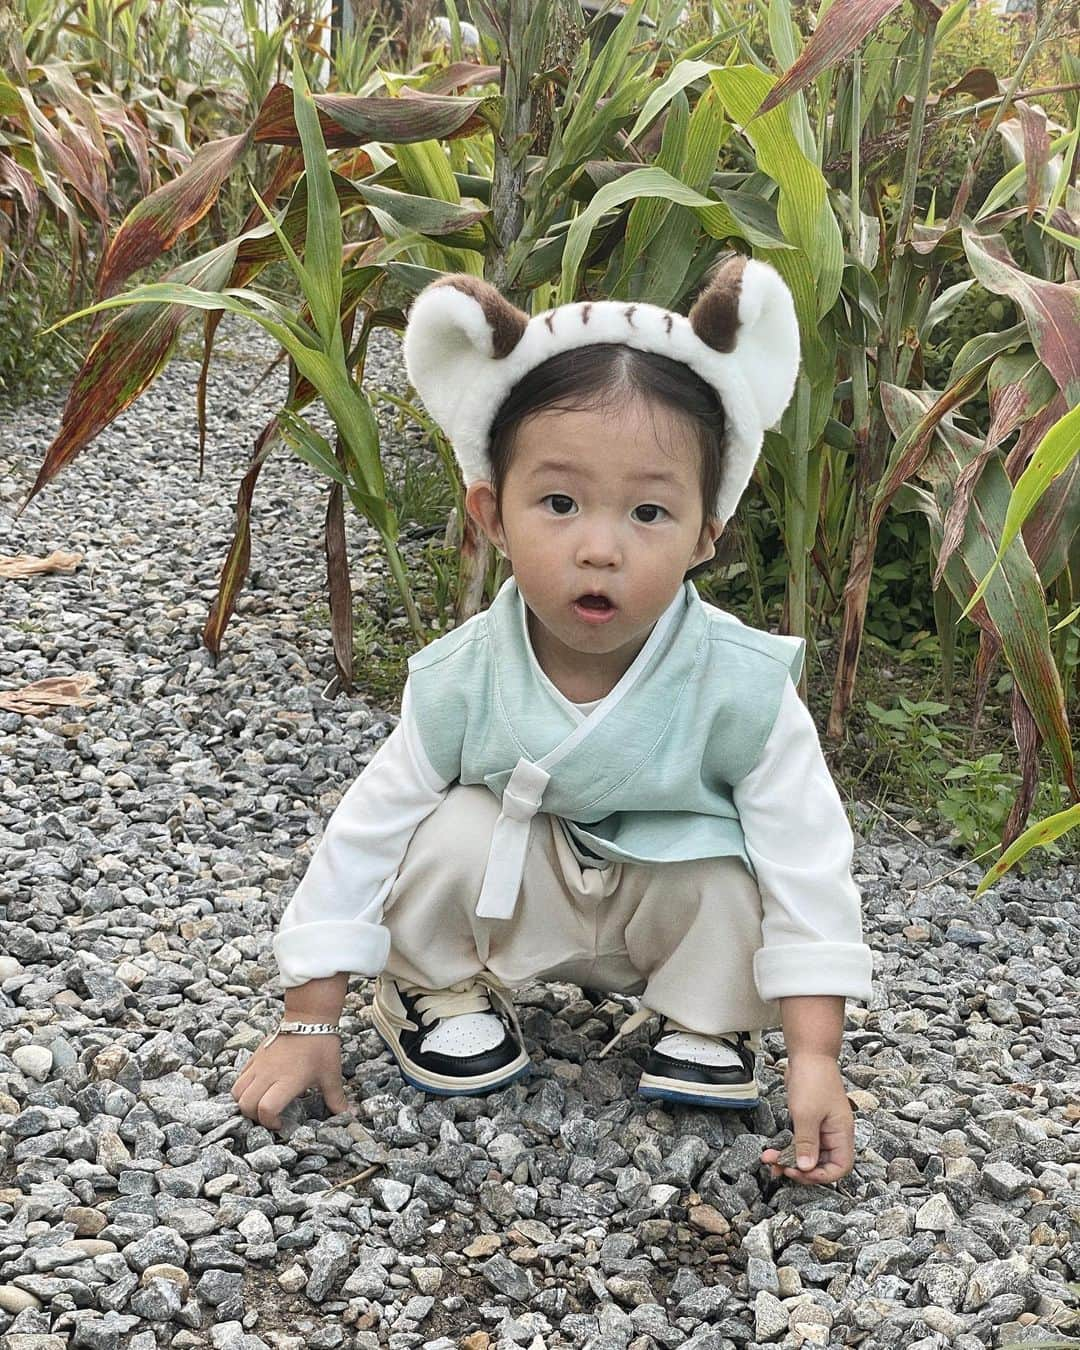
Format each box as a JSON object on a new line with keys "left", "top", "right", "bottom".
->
{"left": 273, "top": 675, "right": 873, "bottom": 1003}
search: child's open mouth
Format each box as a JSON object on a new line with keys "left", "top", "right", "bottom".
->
{"left": 573, "top": 594, "right": 617, "bottom": 624}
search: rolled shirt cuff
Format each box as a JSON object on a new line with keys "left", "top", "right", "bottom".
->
{"left": 754, "top": 942, "right": 874, "bottom": 1004}
{"left": 272, "top": 920, "right": 392, "bottom": 990}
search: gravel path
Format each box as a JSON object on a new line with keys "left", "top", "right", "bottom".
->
{"left": 0, "top": 315, "right": 1077, "bottom": 1350}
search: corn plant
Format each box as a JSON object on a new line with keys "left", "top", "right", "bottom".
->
{"left": 15, "top": 0, "right": 1080, "bottom": 890}
{"left": 30, "top": 46, "right": 427, "bottom": 651}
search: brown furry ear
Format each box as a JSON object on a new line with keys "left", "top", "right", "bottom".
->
{"left": 687, "top": 253, "right": 748, "bottom": 354}
{"left": 426, "top": 273, "right": 529, "bottom": 358}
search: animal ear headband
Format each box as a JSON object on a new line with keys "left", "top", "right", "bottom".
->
{"left": 401, "top": 253, "right": 800, "bottom": 525}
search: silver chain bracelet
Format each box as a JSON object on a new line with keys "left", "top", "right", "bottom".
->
{"left": 263, "top": 1019, "right": 342, "bottom": 1048}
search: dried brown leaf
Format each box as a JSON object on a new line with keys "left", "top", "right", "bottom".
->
{"left": 0, "top": 550, "right": 83, "bottom": 578}
{"left": 0, "top": 673, "right": 97, "bottom": 716}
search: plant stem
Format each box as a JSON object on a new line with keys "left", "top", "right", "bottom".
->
{"left": 381, "top": 531, "right": 426, "bottom": 644}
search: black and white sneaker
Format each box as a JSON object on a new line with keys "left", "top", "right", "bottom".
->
{"left": 599, "top": 1008, "right": 760, "bottom": 1108}
{"left": 370, "top": 974, "right": 531, "bottom": 1096}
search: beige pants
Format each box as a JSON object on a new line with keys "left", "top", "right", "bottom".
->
{"left": 380, "top": 784, "right": 781, "bottom": 1036}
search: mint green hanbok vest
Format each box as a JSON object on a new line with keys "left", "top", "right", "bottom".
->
{"left": 406, "top": 576, "right": 805, "bottom": 921}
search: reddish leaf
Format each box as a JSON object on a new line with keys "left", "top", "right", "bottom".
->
{"left": 939, "top": 66, "right": 1001, "bottom": 103}
{"left": 0, "top": 153, "right": 40, "bottom": 231}
{"left": 203, "top": 430, "right": 274, "bottom": 657}
{"left": 95, "top": 129, "right": 254, "bottom": 299}
{"left": 1004, "top": 390, "right": 1070, "bottom": 481}
{"left": 973, "top": 628, "right": 1001, "bottom": 732}
{"left": 252, "top": 81, "right": 496, "bottom": 147}
{"left": 881, "top": 383, "right": 1075, "bottom": 797}
{"left": 18, "top": 87, "right": 108, "bottom": 232}
{"left": 1016, "top": 100, "right": 1051, "bottom": 221}
{"left": 422, "top": 61, "right": 502, "bottom": 95}
{"left": 324, "top": 306, "right": 361, "bottom": 693}
{"left": 871, "top": 364, "right": 989, "bottom": 549}
{"left": 94, "top": 89, "right": 153, "bottom": 196}
{"left": 330, "top": 147, "right": 376, "bottom": 179}
{"left": 898, "top": 65, "right": 1002, "bottom": 115}
{"left": 16, "top": 243, "right": 238, "bottom": 514}
{"left": 752, "top": 0, "right": 918, "bottom": 122}
{"left": 1004, "top": 683, "right": 1041, "bottom": 848}
{"left": 933, "top": 352, "right": 1058, "bottom": 587}
{"left": 326, "top": 459, "right": 354, "bottom": 694}
{"left": 962, "top": 227, "right": 1080, "bottom": 407}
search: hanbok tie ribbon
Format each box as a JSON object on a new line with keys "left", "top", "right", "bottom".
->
{"left": 474, "top": 758, "right": 552, "bottom": 919}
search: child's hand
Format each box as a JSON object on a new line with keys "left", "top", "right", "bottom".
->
{"left": 760, "top": 1055, "right": 854, "bottom": 1186}
{"left": 230, "top": 1033, "right": 349, "bottom": 1130}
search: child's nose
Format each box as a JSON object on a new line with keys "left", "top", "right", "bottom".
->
{"left": 575, "top": 523, "right": 622, "bottom": 567}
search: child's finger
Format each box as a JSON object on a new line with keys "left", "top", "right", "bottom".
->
{"left": 235, "top": 1075, "right": 271, "bottom": 1124}
{"left": 254, "top": 1080, "right": 297, "bottom": 1131}
{"left": 230, "top": 1057, "right": 257, "bottom": 1100}
{"left": 320, "top": 1074, "right": 350, "bottom": 1115}
{"left": 783, "top": 1156, "right": 847, "bottom": 1184}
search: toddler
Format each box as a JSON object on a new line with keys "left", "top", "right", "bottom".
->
{"left": 233, "top": 254, "right": 874, "bottom": 1186}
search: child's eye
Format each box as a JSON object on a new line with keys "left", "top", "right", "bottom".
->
{"left": 633, "top": 503, "right": 668, "bottom": 524}
{"left": 543, "top": 494, "right": 576, "bottom": 515}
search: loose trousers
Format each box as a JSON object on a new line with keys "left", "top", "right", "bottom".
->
{"left": 380, "top": 784, "right": 782, "bottom": 1037}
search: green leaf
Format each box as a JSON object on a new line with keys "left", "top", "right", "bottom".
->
{"left": 709, "top": 65, "right": 843, "bottom": 321}
{"left": 959, "top": 402, "right": 1080, "bottom": 620}
{"left": 973, "top": 801, "right": 1080, "bottom": 895}
{"left": 626, "top": 58, "right": 723, "bottom": 142}
{"left": 620, "top": 89, "right": 689, "bottom": 285}
{"left": 290, "top": 47, "right": 343, "bottom": 349}
{"left": 278, "top": 409, "right": 349, "bottom": 485}
{"left": 41, "top": 280, "right": 313, "bottom": 353}
{"left": 559, "top": 166, "right": 751, "bottom": 304}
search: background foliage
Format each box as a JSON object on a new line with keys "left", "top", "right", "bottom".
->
{"left": 4, "top": 0, "right": 1080, "bottom": 877}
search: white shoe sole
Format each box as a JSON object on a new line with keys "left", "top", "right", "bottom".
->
{"left": 371, "top": 1001, "right": 531, "bottom": 1096}
{"left": 638, "top": 1069, "right": 760, "bottom": 1108}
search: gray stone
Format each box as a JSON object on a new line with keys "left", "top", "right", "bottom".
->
{"left": 12, "top": 1045, "right": 53, "bottom": 1082}
{"left": 479, "top": 1253, "right": 535, "bottom": 1301}
{"left": 920, "top": 1260, "right": 970, "bottom": 1310}
{"left": 196, "top": 1269, "right": 243, "bottom": 1317}
{"left": 128, "top": 1275, "right": 183, "bottom": 1320}
{"left": 982, "top": 1159, "right": 1034, "bottom": 1200}
{"left": 606, "top": 1274, "right": 654, "bottom": 1308}
{"left": 304, "top": 1231, "right": 352, "bottom": 1302}
{"left": 70, "top": 1312, "right": 142, "bottom": 1350}
{"left": 123, "top": 1226, "right": 189, "bottom": 1272}
{"left": 915, "top": 1193, "right": 961, "bottom": 1231}
{"left": 962, "top": 1256, "right": 1031, "bottom": 1311}
{"left": 341, "top": 1257, "right": 390, "bottom": 1299}
{"left": 754, "top": 1289, "right": 789, "bottom": 1340}
{"left": 370, "top": 1176, "right": 412, "bottom": 1212}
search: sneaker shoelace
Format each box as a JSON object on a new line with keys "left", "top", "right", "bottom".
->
{"left": 381, "top": 972, "right": 526, "bottom": 1049}
{"left": 598, "top": 1008, "right": 751, "bottom": 1061}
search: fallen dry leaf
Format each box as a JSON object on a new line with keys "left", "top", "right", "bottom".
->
{"left": 0, "top": 673, "right": 98, "bottom": 716}
{"left": 0, "top": 550, "right": 83, "bottom": 579}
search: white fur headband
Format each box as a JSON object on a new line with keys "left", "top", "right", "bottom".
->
{"left": 401, "top": 254, "right": 800, "bottom": 525}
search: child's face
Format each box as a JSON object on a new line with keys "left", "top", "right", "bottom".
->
{"left": 466, "top": 398, "right": 723, "bottom": 695}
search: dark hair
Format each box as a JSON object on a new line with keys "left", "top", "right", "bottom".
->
{"left": 487, "top": 343, "right": 738, "bottom": 581}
